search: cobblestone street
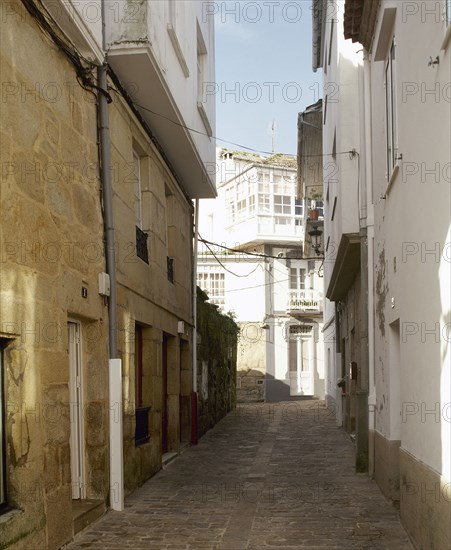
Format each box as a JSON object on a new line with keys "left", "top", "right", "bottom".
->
{"left": 65, "top": 401, "right": 413, "bottom": 550}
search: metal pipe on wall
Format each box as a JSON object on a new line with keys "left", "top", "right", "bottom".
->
{"left": 100, "top": 0, "right": 123, "bottom": 510}
{"left": 191, "top": 199, "right": 200, "bottom": 444}
{"left": 363, "top": 51, "right": 376, "bottom": 477}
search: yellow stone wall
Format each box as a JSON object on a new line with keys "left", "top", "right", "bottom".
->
{"left": 0, "top": 1, "right": 194, "bottom": 547}
{"left": 109, "top": 96, "right": 194, "bottom": 492}
{"left": 0, "top": 2, "right": 109, "bottom": 548}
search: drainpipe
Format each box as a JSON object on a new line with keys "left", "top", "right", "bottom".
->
{"left": 191, "top": 199, "right": 199, "bottom": 444}
{"left": 363, "top": 50, "right": 376, "bottom": 477}
{"left": 98, "top": 66, "right": 118, "bottom": 360}
{"left": 99, "top": 1, "right": 124, "bottom": 511}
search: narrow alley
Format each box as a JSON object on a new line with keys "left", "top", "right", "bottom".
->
{"left": 65, "top": 401, "right": 413, "bottom": 550}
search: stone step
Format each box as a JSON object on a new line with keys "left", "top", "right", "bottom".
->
{"left": 162, "top": 451, "right": 178, "bottom": 468}
{"left": 72, "top": 499, "right": 106, "bottom": 536}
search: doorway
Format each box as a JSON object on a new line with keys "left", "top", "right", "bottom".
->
{"left": 68, "top": 322, "right": 85, "bottom": 500}
{"left": 162, "top": 334, "right": 168, "bottom": 453}
{"left": 289, "top": 329, "right": 314, "bottom": 396}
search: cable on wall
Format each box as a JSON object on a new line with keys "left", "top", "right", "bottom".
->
{"left": 200, "top": 238, "right": 263, "bottom": 278}
{"left": 21, "top": 0, "right": 111, "bottom": 101}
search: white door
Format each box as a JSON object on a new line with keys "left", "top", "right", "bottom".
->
{"left": 68, "top": 322, "right": 85, "bottom": 499}
{"left": 289, "top": 335, "right": 314, "bottom": 396}
{"left": 298, "top": 337, "right": 313, "bottom": 395}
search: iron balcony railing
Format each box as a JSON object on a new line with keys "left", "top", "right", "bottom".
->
{"left": 287, "top": 289, "right": 323, "bottom": 313}
{"left": 136, "top": 226, "right": 149, "bottom": 264}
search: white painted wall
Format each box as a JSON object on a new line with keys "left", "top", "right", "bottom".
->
{"left": 42, "top": 0, "right": 103, "bottom": 60}
{"left": 104, "top": 0, "right": 215, "bottom": 177}
{"left": 321, "top": 0, "right": 363, "bottom": 411}
{"left": 370, "top": 0, "right": 451, "bottom": 475}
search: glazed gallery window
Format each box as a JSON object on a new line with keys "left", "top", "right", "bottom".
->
{"left": 0, "top": 342, "right": 7, "bottom": 512}
{"left": 198, "top": 267, "right": 225, "bottom": 306}
{"left": 225, "top": 187, "right": 235, "bottom": 224}
{"left": 274, "top": 195, "right": 291, "bottom": 215}
{"left": 289, "top": 268, "right": 306, "bottom": 290}
{"left": 295, "top": 198, "right": 304, "bottom": 217}
{"left": 225, "top": 181, "right": 258, "bottom": 222}
{"left": 385, "top": 40, "right": 398, "bottom": 179}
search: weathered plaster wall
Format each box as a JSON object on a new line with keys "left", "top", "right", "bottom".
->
{"left": 236, "top": 322, "right": 266, "bottom": 403}
{"left": 369, "top": 3, "right": 450, "bottom": 547}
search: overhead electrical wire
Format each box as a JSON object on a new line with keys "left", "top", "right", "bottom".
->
{"left": 201, "top": 239, "right": 263, "bottom": 278}
{"left": 22, "top": 0, "right": 330, "bottom": 287}
{"left": 110, "top": 85, "right": 357, "bottom": 160}
{"left": 225, "top": 277, "right": 291, "bottom": 293}
{"left": 198, "top": 236, "right": 326, "bottom": 261}
{"left": 23, "top": 2, "right": 359, "bottom": 162}
{"left": 126, "top": 98, "right": 358, "bottom": 159}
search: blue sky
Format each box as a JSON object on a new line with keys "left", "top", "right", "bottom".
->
{"left": 214, "top": 1, "right": 322, "bottom": 156}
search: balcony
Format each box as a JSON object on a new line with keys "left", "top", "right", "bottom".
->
{"left": 105, "top": 1, "right": 216, "bottom": 199}
{"left": 136, "top": 226, "right": 149, "bottom": 264}
{"left": 287, "top": 289, "right": 323, "bottom": 315}
{"left": 226, "top": 215, "right": 304, "bottom": 247}
{"left": 167, "top": 256, "right": 175, "bottom": 283}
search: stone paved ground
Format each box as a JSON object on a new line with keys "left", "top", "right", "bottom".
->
{"left": 65, "top": 401, "right": 413, "bottom": 550}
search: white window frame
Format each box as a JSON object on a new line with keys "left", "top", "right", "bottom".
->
{"left": 258, "top": 193, "right": 271, "bottom": 215}
{"left": 289, "top": 267, "right": 306, "bottom": 290}
{"left": 274, "top": 195, "right": 291, "bottom": 215}
{"left": 295, "top": 198, "right": 304, "bottom": 218}
{"left": 443, "top": 0, "right": 451, "bottom": 47}
{"left": 133, "top": 150, "right": 142, "bottom": 229}
{"left": 385, "top": 39, "right": 398, "bottom": 181}
{"left": 198, "top": 266, "right": 225, "bottom": 306}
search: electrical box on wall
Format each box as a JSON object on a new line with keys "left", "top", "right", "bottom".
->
{"left": 98, "top": 272, "right": 110, "bottom": 296}
{"left": 178, "top": 321, "right": 185, "bottom": 335}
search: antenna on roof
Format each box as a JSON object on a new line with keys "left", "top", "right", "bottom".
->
{"left": 271, "top": 119, "right": 277, "bottom": 153}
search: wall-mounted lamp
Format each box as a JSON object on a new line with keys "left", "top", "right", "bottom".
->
{"left": 308, "top": 225, "right": 323, "bottom": 256}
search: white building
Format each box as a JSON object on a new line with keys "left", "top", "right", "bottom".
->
{"left": 311, "top": 1, "right": 451, "bottom": 548}
{"left": 198, "top": 149, "right": 325, "bottom": 402}
{"left": 105, "top": 0, "right": 216, "bottom": 198}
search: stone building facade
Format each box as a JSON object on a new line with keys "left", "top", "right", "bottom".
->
{"left": 0, "top": 0, "right": 216, "bottom": 548}
{"left": 1, "top": 5, "right": 108, "bottom": 548}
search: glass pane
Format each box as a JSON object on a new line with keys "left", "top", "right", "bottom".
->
{"left": 289, "top": 268, "right": 297, "bottom": 289}
{"left": 300, "top": 269, "right": 306, "bottom": 289}
{"left": 258, "top": 194, "right": 270, "bottom": 214}
{"left": 258, "top": 181, "right": 269, "bottom": 193}
{"left": 295, "top": 198, "right": 303, "bottom": 216}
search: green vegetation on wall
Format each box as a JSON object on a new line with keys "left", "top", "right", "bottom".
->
{"left": 196, "top": 287, "right": 239, "bottom": 437}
